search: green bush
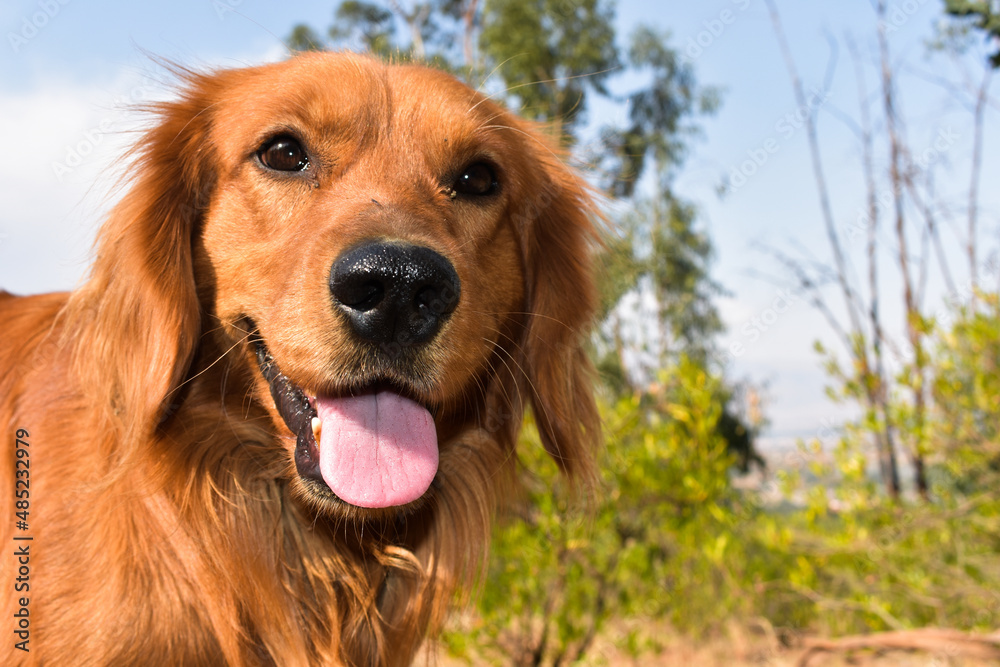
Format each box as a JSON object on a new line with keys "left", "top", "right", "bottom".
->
{"left": 446, "top": 358, "right": 785, "bottom": 664}
{"left": 445, "top": 301, "right": 1000, "bottom": 664}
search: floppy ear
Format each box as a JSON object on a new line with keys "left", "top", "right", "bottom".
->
{"left": 516, "top": 143, "right": 603, "bottom": 485}
{"left": 67, "top": 68, "right": 225, "bottom": 444}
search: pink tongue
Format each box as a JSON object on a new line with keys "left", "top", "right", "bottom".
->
{"left": 314, "top": 391, "right": 438, "bottom": 508}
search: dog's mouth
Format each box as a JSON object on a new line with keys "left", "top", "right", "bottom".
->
{"left": 252, "top": 338, "right": 439, "bottom": 510}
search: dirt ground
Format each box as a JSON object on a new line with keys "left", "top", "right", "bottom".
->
{"left": 430, "top": 643, "right": 998, "bottom": 666}
{"left": 425, "top": 622, "right": 1000, "bottom": 666}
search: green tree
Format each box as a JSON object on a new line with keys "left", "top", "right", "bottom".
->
{"left": 931, "top": 292, "right": 1000, "bottom": 493}
{"left": 445, "top": 358, "right": 756, "bottom": 665}
{"left": 591, "top": 27, "right": 723, "bottom": 372}
{"left": 944, "top": 0, "right": 1000, "bottom": 66}
{"left": 597, "top": 26, "right": 720, "bottom": 199}
{"left": 774, "top": 297, "right": 1000, "bottom": 639}
{"left": 478, "top": 0, "right": 618, "bottom": 138}
{"left": 289, "top": 1, "right": 466, "bottom": 64}
{"left": 595, "top": 195, "right": 723, "bottom": 376}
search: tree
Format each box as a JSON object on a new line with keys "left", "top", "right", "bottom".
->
{"left": 944, "top": 0, "right": 1000, "bottom": 67}
{"left": 931, "top": 292, "right": 1000, "bottom": 493}
{"left": 288, "top": 1, "right": 465, "bottom": 66}
{"left": 478, "top": 0, "right": 618, "bottom": 138}
{"left": 761, "top": 0, "right": 1000, "bottom": 501}
{"left": 446, "top": 359, "right": 747, "bottom": 665}
{"left": 595, "top": 195, "right": 723, "bottom": 377}
{"left": 596, "top": 26, "right": 719, "bottom": 199}
{"left": 589, "top": 24, "right": 723, "bottom": 378}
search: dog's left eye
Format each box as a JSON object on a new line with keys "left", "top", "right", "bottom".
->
{"left": 452, "top": 163, "right": 498, "bottom": 197}
{"left": 258, "top": 135, "right": 310, "bottom": 172}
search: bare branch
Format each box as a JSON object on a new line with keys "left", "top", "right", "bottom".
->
{"left": 876, "top": 0, "right": 926, "bottom": 500}
{"left": 968, "top": 65, "right": 992, "bottom": 298}
{"left": 752, "top": 247, "right": 853, "bottom": 350}
{"left": 765, "top": 0, "right": 866, "bottom": 342}
{"left": 463, "top": 0, "right": 480, "bottom": 69}
{"left": 904, "top": 175, "right": 958, "bottom": 296}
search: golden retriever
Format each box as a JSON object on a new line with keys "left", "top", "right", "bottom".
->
{"left": 0, "top": 51, "right": 599, "bottom": 666}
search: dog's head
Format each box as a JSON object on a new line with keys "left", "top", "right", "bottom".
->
{"left": 74, "top": 52, "right": 601, "bottom": 521}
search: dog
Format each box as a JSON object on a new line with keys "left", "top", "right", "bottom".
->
{"left": 0, "top": 52, "right": 600, "bottom": 665}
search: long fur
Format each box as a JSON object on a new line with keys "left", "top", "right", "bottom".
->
{"left": 1, "top": 52, "right": 600, "bottom": 666}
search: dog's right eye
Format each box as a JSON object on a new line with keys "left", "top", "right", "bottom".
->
{"left": 258, "top": 135, "right": 310, "bottom": 172}
{"left": 452, "top": 162, "right": 498, "bottom": 197}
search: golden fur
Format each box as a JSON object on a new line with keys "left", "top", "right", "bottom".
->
{"left": 0, "top": 52, "right": 599, "bottom": 666}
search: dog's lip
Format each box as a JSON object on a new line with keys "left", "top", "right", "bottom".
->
{"left": 249, "top": 329, "right": 438, "bottom": 503}
{"left": 252, "top": 338, "right": 436, "bottom": 416}
{"left": 253, "top": 340, "right": 316, "bottom": 435}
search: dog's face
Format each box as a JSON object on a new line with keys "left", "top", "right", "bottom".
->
{"left": 193, "top": 56, "right": 532, "bottom": 515}
{"left": 85, "top": 52, "right": 598, "bottom": 523}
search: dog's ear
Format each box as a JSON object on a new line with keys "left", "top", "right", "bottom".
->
{"left": 515, "top": 136, "right": 603, "bottom": 485}
{"left": 68, "top": 67, "right": 226, "bottom": 443}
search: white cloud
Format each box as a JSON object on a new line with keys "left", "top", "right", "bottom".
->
{"left": 0, "top": 67, "right": 160, "bottom": 294}
{"left": 0, "top": 49, "right": 284, "bottom": 296}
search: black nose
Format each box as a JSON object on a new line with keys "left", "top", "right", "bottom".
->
{"left": 329, "top": 241, "right": 461, "bottom": 347}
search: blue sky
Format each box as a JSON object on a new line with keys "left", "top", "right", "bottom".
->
{"left": 2, "top": 0, "right": 996, "bottom": 456}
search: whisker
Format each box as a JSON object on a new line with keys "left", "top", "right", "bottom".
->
{"left": 468, "top": 60, "right": 620, "bottom": 115}
{"left": 478, "top": 124, "right": 564, "bottom": 163}
{"left": 481, "top": 342, "right": 532, "bottom": 474}
{"left": 464, "top": 307, "right": 577, "bottom": 333}
{"left": 168, "top": 329, "right": 254, "bottom": 396}
{"left": 471, "top": 54, "right": 524, "bottom": 102}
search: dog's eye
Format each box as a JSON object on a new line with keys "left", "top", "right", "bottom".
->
{"left": 452, "top": 163, "right": 497, "bottom": 197}
{"left": 258, "top": 135, "right": 309, "bottom": 172}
